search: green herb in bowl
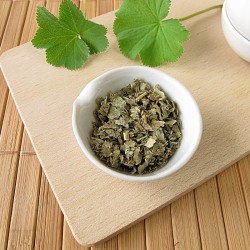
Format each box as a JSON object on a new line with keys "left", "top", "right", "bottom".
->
{"left": 90, "top": 79, "right": 182, "bottom": 175}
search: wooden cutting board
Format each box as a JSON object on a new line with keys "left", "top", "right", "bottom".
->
{"left": 0, "top": 1, "right": 250, "bottom": 246}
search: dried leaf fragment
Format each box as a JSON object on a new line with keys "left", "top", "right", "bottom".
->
{"left": 145, "top": 138, "right": 156, "bottom": 148}
{"left": 123, "top": 131, "right": 130, "bottom": 141}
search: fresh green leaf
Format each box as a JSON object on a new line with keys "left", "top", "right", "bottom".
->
{"left": 113, "top": 0, "right": 189, "bottom": 66}
{"left": 32, "top": 0, "right": 108, "bottom": 70}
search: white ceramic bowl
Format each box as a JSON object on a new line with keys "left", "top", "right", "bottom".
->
{"left": 222, "top": 3, "right": 250, "bottom": 62}
{"left": 72, "top": 66, "right": 202, "bottom": 182}
{"left": 225, "top": 0, "right": 250, "bottom": 40}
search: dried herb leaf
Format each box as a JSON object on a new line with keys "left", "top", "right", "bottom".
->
{"left": 90, "top": 79, "right": 182, "bottom": 175}
{"left": 145, "top": 137, "right": 156, "bottom": 148}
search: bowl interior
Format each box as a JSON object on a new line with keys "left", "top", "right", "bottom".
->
{"left": 73, "top": 66, "right": 202, "bottom": 180}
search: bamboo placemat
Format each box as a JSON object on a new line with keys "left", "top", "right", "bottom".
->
{"left": 0, "top": 0, "right": 249, "bottom": 249}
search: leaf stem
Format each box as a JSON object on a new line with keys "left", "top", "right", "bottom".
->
{"left": 179, "top": 4, "right": 223, "bottom": 22}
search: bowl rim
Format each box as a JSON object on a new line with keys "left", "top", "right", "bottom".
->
{"left": 72, "top": 66, "right": 203, "bottom": 182}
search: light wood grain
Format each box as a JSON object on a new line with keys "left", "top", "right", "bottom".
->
{"left": 63, "top": 220, "right": 90, "bottom": 250}
{"left": 45, "top": 0, "right": 60, "bottom": 15}
{"left": 80, "top": 0, "right": 97, "bottom": 19}
{"left": 117, "top": 222, "right": 146, "bottom": 250}
{"left": 7, "top": 131, "right": 41, "bottom": 250}
{"left": 113, "top": 0, "right": 122, "bottom": 10}
{"left": 171, "top": 192, "right": 201, "bottom": 249}
{"left": 238, "top": 156, "right": 250, "bottom": 215}
{"left": 217, "top": 165, "right": 250, "bottom": 249}
{"left": 195, "top": 178, "right": 228, "bottom": 249}
{"left": 0, "top": 0, "right": 28, "bottom": 54}
{"left": 0, "top": 1, "right": 12, "bottom": 45}
{"left": 0, "top": 2, "right": 28, "bottom": 249}
{"left": 0, "top": 154, "right": 20, "bottom": 250}
{"left": 0, "top": 70, "right": 8, "bottom": 131}
{"left": 96, "top": 0, "right": 113, "bottom": 15}
{"left": 1, "top": 0, "right": 250, "bottom": 246}
{"left": 34, "top": 172, "right": 64, "bottom": 250}
{"left": 0, "top": 0, "right": 28, "bottom": 130}
{"left": 92, "top": 237, "right": 117, "bottom": 250}
{"left": 20, "top": 0, "right": 45, "bottom": 44}
{"left": 145, "top": 206, "right": 174, "bottom": 250}
{"left": 0, "top": 97, "right": 23, "bottom": 250}
{"left": 5, "top": 1, "right": 44, "bottom": 249}
{"left": 0, "top": 97, "right": 23, "bottom": 152}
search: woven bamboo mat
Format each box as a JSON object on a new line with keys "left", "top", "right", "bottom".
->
{"left": 0, "top": 0, "right": 249, "bottom": 249}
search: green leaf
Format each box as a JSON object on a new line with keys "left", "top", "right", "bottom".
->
{"left": 32, "top": 0, "right": 108, "bottom": 70}
{"left": 113, "top": 0, "right": 189, "bottom": 67}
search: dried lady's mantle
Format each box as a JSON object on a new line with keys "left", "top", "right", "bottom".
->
{"left": 90, "top": 79, "right": 182, "bottom": 175}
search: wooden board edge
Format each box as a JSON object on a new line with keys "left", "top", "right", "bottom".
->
{"left": 1, "top": 34, "right": 250, "bottom": 248}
